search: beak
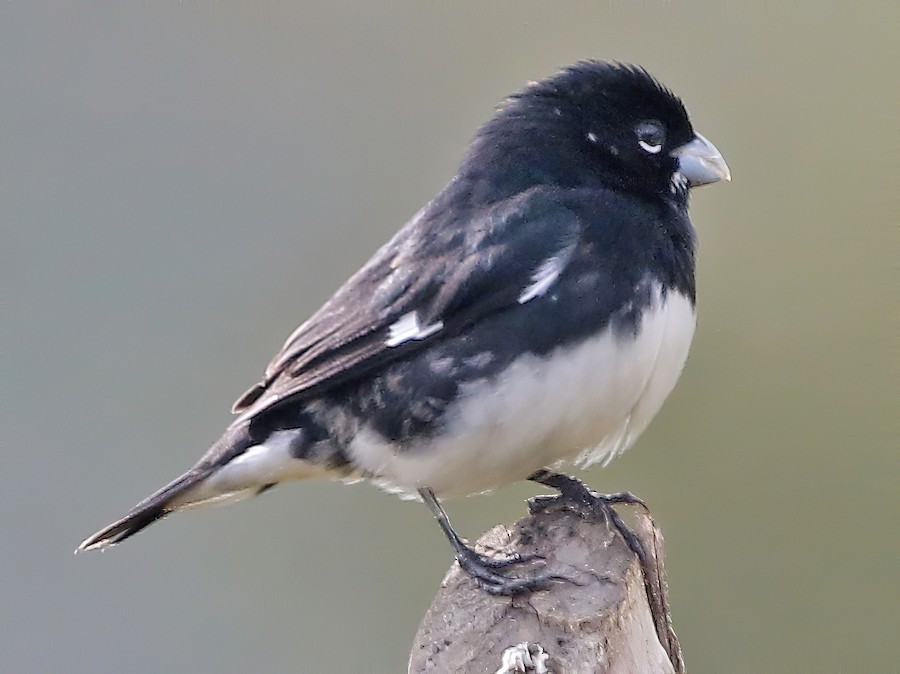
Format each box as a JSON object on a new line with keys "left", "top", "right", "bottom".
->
{"left": 671, "top": 132, "right": 731, "bottom": 186}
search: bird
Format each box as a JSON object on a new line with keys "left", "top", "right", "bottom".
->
{"left": 78, "top": 60, "right": 729, "bottom": 594}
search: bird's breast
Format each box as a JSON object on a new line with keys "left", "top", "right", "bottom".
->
{"left": 348, "top": 282, "right": 696, "bottom": 497}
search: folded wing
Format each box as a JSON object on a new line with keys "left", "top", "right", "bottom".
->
{"left": 232, "top": 186, "right": 585, "bottom": 421}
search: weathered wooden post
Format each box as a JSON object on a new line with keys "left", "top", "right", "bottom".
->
{"left": 409, "top": 500, "right": 684, "bottom": 673}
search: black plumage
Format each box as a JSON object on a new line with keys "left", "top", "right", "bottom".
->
{"left": 78, "top": 61, "right": 729, "bottom": 585}
{"left": 233, "top": 63, "right": 698, "bottom": 420}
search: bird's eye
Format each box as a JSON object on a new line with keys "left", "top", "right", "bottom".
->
{"left": 635, "top": 120, "right": 665, "bottom": 154}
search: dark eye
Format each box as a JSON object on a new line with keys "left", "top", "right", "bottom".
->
{"left": 635, "top": 120, "right": 666, "bottom": 154}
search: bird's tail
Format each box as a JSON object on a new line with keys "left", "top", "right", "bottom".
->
{"left": 76, "top": 422, "right": 264, "bottom": 553}
{"left": 75, "top": 471, "right": 208, "bottom": 553}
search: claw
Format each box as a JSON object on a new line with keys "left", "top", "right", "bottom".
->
{"left": 453, "top": 549, "right": 564, "bottom": 594}
{"left": 462, "top": 548, "right": 540, "bottom": 570}
{"left": 450, "top": 533, "right": 558, "bottom": 594}
{"left": 420, "top": 486, "right": 564, "bottom": 596}
{"left": 527, "top": 494, "right": 567, "bottom": 515}
{"left": 474, "top": 571, "right": 563, "bottom": 596}
{"left": 527, "top": 468, "right": 651, "bottom": 570}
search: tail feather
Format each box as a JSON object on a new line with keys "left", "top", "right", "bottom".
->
{"left": 76, "top": 471, "right": 206, "bottom": 553}
{"left": 76, "top": 422, "right": 307, "bottom": 553}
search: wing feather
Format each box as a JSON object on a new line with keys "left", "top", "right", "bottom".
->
{"left": 233, "top": 186, "right": 583, "bottom": 420}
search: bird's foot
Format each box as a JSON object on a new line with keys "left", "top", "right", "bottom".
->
{"left": 419, "top": 486, "right": 567, "bottom": 595}
{"left": 526, "top": 470, "right": 682, "bottom": 671}
{"left": 452, "top": 544, "right": 564, "bottom": 596}
{"left": 527, "top": 469, "right": 649, "bottom": 561}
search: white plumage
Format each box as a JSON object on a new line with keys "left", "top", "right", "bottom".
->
{"left": 349, "top": 283, "right": 695, "bottom": 497}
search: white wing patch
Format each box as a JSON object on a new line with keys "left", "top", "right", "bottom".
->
{"left": 385, "top": 311, "right": 444, "bottom": 347}
{"left": 518, "top": 243, "right": 576, "bottom": 305}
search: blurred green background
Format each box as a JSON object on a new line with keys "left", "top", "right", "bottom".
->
{"left": 2, "top": 2, "right": 897, "bottom": 672}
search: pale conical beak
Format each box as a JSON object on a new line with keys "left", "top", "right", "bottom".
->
{"left": 672, "top": 132, "right": 731, "bottom": 186}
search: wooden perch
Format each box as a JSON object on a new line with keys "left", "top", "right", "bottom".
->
{"left": 409, "top": 499, "right": 684, "bottom": 673}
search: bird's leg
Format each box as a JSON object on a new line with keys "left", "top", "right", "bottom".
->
{"left": 418, "top": 487, "right": 562, "bottom": 595}
{"left": 526, "top": 468, "right": 649, "bottom": 566}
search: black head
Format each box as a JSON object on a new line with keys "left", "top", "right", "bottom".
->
{"left": 460, "top": 61, "right": 725, "bottom": 203}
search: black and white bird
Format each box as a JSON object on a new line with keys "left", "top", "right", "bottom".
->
{"left": 78, "top": 61, "right": 729, "bottom": 593}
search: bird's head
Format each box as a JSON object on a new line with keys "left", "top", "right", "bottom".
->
{"left": 464, "top": 61, "right": 730, "bottom": 201}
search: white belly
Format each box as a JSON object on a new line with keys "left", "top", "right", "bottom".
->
{"left": 348, "top": 284, "right": 696, "bottom": 497}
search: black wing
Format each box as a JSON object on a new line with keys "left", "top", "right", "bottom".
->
{"left": 232, "top": 186, "right": 584, "bottom": 421}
